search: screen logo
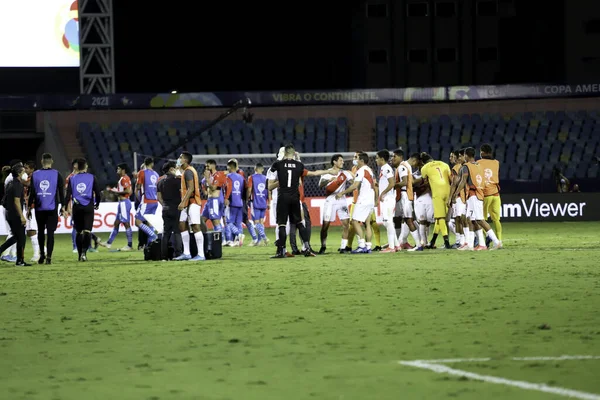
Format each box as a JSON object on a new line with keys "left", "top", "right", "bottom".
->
{"left": 56, "top": 1, "right": 79, "bottom": 55}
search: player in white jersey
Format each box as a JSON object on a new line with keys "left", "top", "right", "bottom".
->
{"left": 375, "top": 150, "right": 398, "bottom": 253}
{"left": 449, "top": 150, "right": 467, "bottom": 247}
{"left": 23, "top": 161, "right": 41, "bottom": 261}
{"left": 411, "top": 154, "right": 434, "bottom": 247}
{"left": 393, "top": 150, "right": 422, "bottom": 251}
{"left": 318, "top": 154, "right": 353, "bottom": 254}
{"left": 336, "top": 152, "right": 376, "bottom": 253}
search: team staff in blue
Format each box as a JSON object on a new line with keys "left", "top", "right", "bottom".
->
{"left": 64, "top": 158, "right": 102, "bottom": 262}
{"left": 27, "top": 153, "right": 66, "bottom": 265}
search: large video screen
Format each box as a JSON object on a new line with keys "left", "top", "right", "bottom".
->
{"left": 0, "top": 0, "right": 79, "bottom": 67}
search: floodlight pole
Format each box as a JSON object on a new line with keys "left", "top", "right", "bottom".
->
{"left": 78, "top": 0, "right": 116, "bottom": 94}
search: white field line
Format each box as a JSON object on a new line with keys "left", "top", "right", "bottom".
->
{"left": 400, "top": 360, "right": 600, "bottom": 400}
{"left": 512, "top": 355, "right": 600, "bottom": 361}
{"left": 406, "top": 355, "right": 600, "bottom": 364}
{"left": 408, "top": 358, "right": 492, "bottom": 363}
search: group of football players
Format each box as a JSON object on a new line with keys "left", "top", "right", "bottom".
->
{"left": 306, "top": 145, "right": 503, "bottom": 254}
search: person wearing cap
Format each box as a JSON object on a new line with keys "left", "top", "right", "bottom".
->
{"left": 0, "top": 164, "right": 30, "bottom": 266}
{"left": 27, "top": 153, "right": 65, "bottom": 264}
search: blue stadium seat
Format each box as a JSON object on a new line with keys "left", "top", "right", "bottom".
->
{"left": 306, "top": 118, "right": 315, "bottom": 134}
{"left": 530, "top": 165, "right": 542, "bottom": 181}
{"left": 377, "top": 134, "right": 386, "bottom": 152}
{"left": 387, "top": 117, "right": 397, "bottom": 134}
{"left": 518, "top": 164, "right": 531, "bottom": 180}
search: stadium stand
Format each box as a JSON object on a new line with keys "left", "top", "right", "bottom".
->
{"left": 376, "top": 110, "right": 600, "bottom": 182}
{"left": 78, "top": 117, "right": 349, "bottom": 184}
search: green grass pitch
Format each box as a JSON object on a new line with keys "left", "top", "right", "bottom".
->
{"left": 1, "top": 222, "right": 599, "bottom": 400}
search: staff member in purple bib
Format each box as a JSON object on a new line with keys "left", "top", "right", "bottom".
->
{"left": 64, "top": 158, "right": 102, "bottom": 262}
{"left": 27, "top": 153, "right": 65, "bottom": 265}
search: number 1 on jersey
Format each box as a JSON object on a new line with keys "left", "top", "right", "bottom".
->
{"left": 436, "top": 167, "right": 443, "bottom": 179}
{"left": 287, "top": 170, "right": 292, "bottom": 188}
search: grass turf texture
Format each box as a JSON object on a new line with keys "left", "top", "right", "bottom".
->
{"left": 1, "top": 222, "right": 599, "bottom": 400}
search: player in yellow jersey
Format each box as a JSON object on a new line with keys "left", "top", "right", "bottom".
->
{"left": 478, "top": 143, "right": 502, "bottom": 245}
{"left": 346, "top": 151, "right": 381, "bottom": 251}
{"left": 419, "top": 152, "right": 452, "bottom": 249}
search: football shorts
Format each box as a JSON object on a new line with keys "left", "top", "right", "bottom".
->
{"left": 466, "top": 196, "right": 484, "bottom": 221}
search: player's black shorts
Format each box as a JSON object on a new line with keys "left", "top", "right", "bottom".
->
{"left": 276, "top": 195, "right": 302, "bottom": 226}
{"left": 72, "top": 203, "right": 95, "bottom": 232}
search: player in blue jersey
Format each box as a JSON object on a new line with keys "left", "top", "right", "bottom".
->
{"left": 134, "top": 157, "right": 159, "bottom": 245}
{"left": 224, "top": 160, "right": 246, "bottom": 246}
{"left": 247, "top": 163, "right": 270, "bottom": 246}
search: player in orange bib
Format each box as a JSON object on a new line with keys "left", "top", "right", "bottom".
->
{"left": 478, "top": 143, "right": 502, "bottom": 244}
{"left": 455, "top": 148, "right": 502, "bottom": 250}
{"left": 174, "top": 151, "right": 205, "bottom": 261}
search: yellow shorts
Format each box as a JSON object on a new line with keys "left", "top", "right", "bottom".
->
{"left": 432, "top": 194, "right": 449, "bottom": 219}
{"left": 484, "top": 195, "right": 501, "bottom": 220}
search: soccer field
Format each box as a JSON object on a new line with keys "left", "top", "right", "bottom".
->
{"left": 1, "top": 222, "right": 599, "bottom": 400}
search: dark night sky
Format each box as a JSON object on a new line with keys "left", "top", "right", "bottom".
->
{"left": 112, "top": 2, "right": 353, "bottom": 93}
{"left": 0, "top": 1, "right": 352, "bottom": 94}
{"left": 0, "top": 1, "right": 578, "bottom": 94}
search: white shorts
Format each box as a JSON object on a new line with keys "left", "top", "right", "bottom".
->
{"left": 466, "top": 196, "right": 484, "bottom": 221}
{"left": 452, "top": 197, "right": 466, "bottom": 218}
{"left": 269, "top": 200, "right": 277, "bottom": 225}
{"left": 400, "top": 191, "right": 414, "bottom": 219}
{"left": 4, "top": 208, "right": 12, "bottom": 235}
{"left": 179, "top": 203, "right": 201, "bottom": 225}
{"left": 25, "top": 207, "right": 37, "bottom": 231}
{"left": 323, "top": 197, "right": 350, "bottom": 222}
{"left": 414, "top": 193, "right": 434, "bottom": 223}
{"left": 380, "top": 198, "right": 396, "bottom": 223}
{"left": 352, "top": 202, "right": 374, "bottom": 223}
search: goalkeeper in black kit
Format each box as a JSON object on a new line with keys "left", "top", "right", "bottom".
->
{"left": 267, "top": 144, "right": 332, "bottom": 258}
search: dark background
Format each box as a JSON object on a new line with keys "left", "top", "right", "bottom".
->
{"left": 1, "top": 0, "right": 597, "bottom": 95}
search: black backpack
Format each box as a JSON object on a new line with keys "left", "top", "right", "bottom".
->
{"left": 144, "top": 234, "right": 175, "bottom": 261}
{"left": 189, "top": 231, "right": 222, "bottom": 260}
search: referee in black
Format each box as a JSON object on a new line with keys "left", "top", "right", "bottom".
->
{"left": 157, "top": 161, "right": 183, "bottom": 260}
{"left": 27, "top": 153, "right": 65, "bottom": 265}
{"left": 64, "top": 159, "right": 102, "bottom": 262}
{"left": 267, "top": 144, "right": 332, "bottom": 258}
{"left": 0, "top": 164, "right": 29, "bottom": 266}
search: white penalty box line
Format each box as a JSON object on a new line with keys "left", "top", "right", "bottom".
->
{"left": 398, "top": 355, "right": 600, "bottom": 400}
